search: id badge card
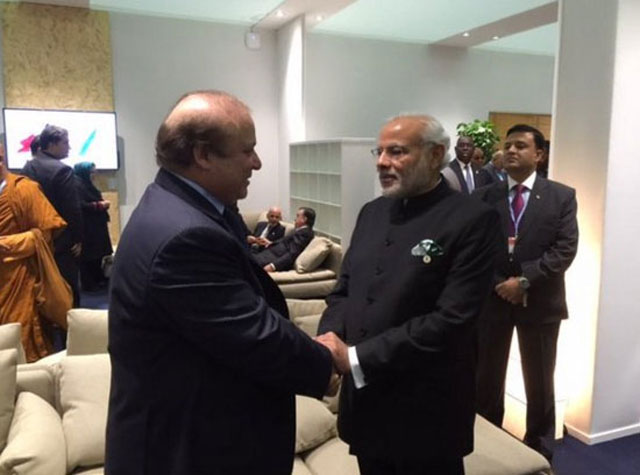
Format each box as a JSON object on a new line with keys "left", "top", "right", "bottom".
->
{"left": 508, "top": 236, "right": 516, "bottom": 254}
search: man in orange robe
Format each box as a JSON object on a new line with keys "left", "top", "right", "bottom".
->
{"left": 0, "top": 143, "right": 69, "bottom": 362}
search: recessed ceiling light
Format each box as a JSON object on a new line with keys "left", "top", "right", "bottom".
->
{"left": 315, "top": 15, "right": 324, "bottom": 21}
{"left": 275, "top": 10, "right": 285, "bottom": 18}
{"left": 492, "top": 35, "right": 500, "bottom": 40}
{"left": 462, "top": 32, "right": 470, "bottom": 38}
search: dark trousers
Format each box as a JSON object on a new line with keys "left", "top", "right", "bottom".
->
{"left": 476, "top": 315, "right": 560, "bottom": 460}
{"left": 357, "top": 455, "right": 464, "bottom": 475}
{"left": 53, "top": 251, "right": 80, "bottom": 352}
{"left": 55, "top": 251, "right": 80, "bottom": 307}
{"left": 80, "top": 258, "right": 107, "bottom": 291}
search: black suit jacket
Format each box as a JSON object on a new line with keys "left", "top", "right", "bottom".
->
{"left": 253, "top": 226, "right": 313, "bottom": 271}
{"left": 253, "top": 221, "right": 286, "bottom": 243}
{"left": 105, "top": 168, "right": 332, "bottom": 475}
{"left": 447, "top": 159, "right": 490, "bottom": 194}
{"left": 318, "top": 181, "right": 500, "bottom": 460}
{"left": 473, "top": 176, "right": 578, "bottom": 324}
{"left": 21, "top": 155, "right": 83, "bottom": 252}
{"left": 480, "top": 162, "right": 506, "bottom": 185}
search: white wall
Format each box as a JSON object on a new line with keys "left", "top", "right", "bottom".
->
{"left": 593, "top": 0, "right": 640, "bottom": 439}
{"left": 553, "top": 0, "right": 640, "bottom": 444}
{"left": 109, "top": 13, "right": 280, "bottom": 225}
{"left": 305, "top": 33, "right": 555, "bottom": 143}
{"left": 276, "top": 16, "right": 305, "bottom": 219}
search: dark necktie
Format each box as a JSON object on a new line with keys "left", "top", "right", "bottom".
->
{"left": 509, "top": 184, "right": 526, "bottom": 236}
{"left": 223, "top": 206, "right": 249, "bottom": 248}
{"left": 464, "top": 165, "right": 475, "bottom": 193}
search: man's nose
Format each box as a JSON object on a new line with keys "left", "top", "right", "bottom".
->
{"left": 377, "top": 151, "right": 391, "bottom": 168}
{"left": 252, "top": 152, "right": 262, "bottom": 170}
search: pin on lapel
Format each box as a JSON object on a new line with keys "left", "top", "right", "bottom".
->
{"left": 411, "top": 239, "right": 444, "bottom": 265}
{"left": 536, "top": 194, "right": 541, "bottom": 200}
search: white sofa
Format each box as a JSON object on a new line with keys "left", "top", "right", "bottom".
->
{"left": 0, "top": 307, "right": 551, "bottom": 475}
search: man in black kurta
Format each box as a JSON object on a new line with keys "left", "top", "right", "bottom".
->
{"left": 317, "top": 115, "right": 500, "bottom": 475}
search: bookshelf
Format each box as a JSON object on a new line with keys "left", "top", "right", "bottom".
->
{"left": 290, "top": 138, "right": 376, "bottom": 248}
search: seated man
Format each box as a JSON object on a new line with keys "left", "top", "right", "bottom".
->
{"left": 248, "top": 206, "right": 285, "bottom": 250}
{"left": 253, "top": 207, "right": 315, "bottom": 272}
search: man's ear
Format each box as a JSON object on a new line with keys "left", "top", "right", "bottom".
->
{"left": 430, "top": 144, "right": 446, "bottom": 170}
{"left": 193, "top": 142, "right": 213, "bottom": 170}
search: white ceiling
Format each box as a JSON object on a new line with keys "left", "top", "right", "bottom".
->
{"left": 5, "top": 0, "right": 559, "bottom": 56}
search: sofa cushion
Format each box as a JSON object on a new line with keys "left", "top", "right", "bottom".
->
{"left": 286, "top": 299, "right": 328, "bottom": 319}
{"left": 59, "top": 354, "right": 111, "bottom": 471}
{"left": 0, "top": 349, "right": 17, "bottom": 453}
{"left": 464, "top": 415, "right": 551, "bottom": 475}
{"left": 0, "top": 349, "right": 17, "bottom": 452}
{"left": 0, "top": 323, "right": 26, "bottom": 364}
{"left": 279, "top": 281, "right": 339, "bottom": 300}
{"left": 270, "top": 269, "right": 336, "bottom": 284}
{"left": 66, "top": 309, "right": 109, "bottom": 355}
{"left": 295, "top": 237, "right": 333, "bottom": 273}
{"left": 292, "top": 457, "right": 313, "bottom": 475}
{"left": 0, "top": 392, "right": 66, "bottom": 475}
{"left": 303, "top": 437, "right": 359, "bottom": 475}
{"left": 16, "top": 363, "right": 57, "bottom": 408}
{"left": 293, "top": 314, "right": 322, "bottom": 339}
{"left": 295, "top": 395, "right": 336, "bottom": 454}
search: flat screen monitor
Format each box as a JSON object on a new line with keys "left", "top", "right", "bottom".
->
{"left": 2, "top": 108, "right": 119, "bottom": 170}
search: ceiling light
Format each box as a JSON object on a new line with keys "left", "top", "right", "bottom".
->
{"left": 315, "top": 15, "right": 324, "bottom": 21}
{"left": 275, "top": 10, "right": 285, "bottom": 18}
{"left": 462, "top": 32, "right": 470, "bottom": 38}
{"left": 492, "top": 35, "right": 500, "bottom": 40}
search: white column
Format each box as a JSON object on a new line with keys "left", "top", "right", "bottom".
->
{"left": 552, "top": 0, "right": 640, "bottom": 444}
{"left": 276, "top": 16, "right": 306, "bottom": 219}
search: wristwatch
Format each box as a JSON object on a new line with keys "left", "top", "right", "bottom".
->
{"left": 518, "top": 276, "right": 530, "bottom": 290}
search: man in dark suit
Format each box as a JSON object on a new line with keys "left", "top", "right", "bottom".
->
{"left": 253, "top": 207, "right": 315, "bottom": 272}
{"left": 445, "top": 135, "right": 490, "bottom": 193}
{"left": 481, "top": 150, "right": 507, "bottom": 184}
{"left": 473, "top": 124, "right": 578, "bottom": 461}
{"left": 105, "top": 91, "right": 334, "bottom": 475}
{"left": 316, "top": 115, "right": 500, "bottom": 475}
{"left": 22, "top": 125, "right": 83, "bottom": 307}
{"left": 247, "top": 206, "right": 285, "bottom": 250}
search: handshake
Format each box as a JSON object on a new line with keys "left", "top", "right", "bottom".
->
{"left": 315, "top": 332, "right": 349, "bottom": 397}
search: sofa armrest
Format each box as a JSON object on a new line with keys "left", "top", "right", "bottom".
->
{"left": 286, "top": 299, "right": 328, "bottom": 319}
{"left": 0, "top": 392, "right": 66, "bottom": 475}
{"left": 323, "top": 244, "right": 342, "bottom": 276}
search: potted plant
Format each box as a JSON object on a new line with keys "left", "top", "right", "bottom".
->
{"left": 456, "top": 120, "right": 500, "bottom": 164}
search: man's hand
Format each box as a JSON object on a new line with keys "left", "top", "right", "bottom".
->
{"left": 247, "top": 235, "right": 258, "bottom": 244}
{"left": 315, "top": 332, "right": 350, "bottom": 375}
{"left": 263, "top": 263, "right": 276, "bottom": 273}
{"left": 71, "top": 242, "right": 82, "bottom": 258}
{"left": 101, "top": 200, "right": 111, "bottom": 210}
{"left": 495, "top": 277, "right": 524, "bottom": 305}
{"left": 257, "top": 237, "right": 272, "bottom": 247}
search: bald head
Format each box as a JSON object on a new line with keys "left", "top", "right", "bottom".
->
{"left": 266, "top": 206, "right": 282, "bottom": 226}
{"left": 155, "top": 90, "right": 253, "bottom": 171}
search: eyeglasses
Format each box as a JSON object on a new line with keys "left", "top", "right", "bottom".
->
{"left": 370, "top": 141, "right": 437, "bottom": 160}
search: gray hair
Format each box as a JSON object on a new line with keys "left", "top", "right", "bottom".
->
{"left": 387, "top": 114, "right": 451, "bottom": 168}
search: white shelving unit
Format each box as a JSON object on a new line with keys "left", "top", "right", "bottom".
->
{"left": 290, "top": 138, "right": 376, "bottom": 248}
